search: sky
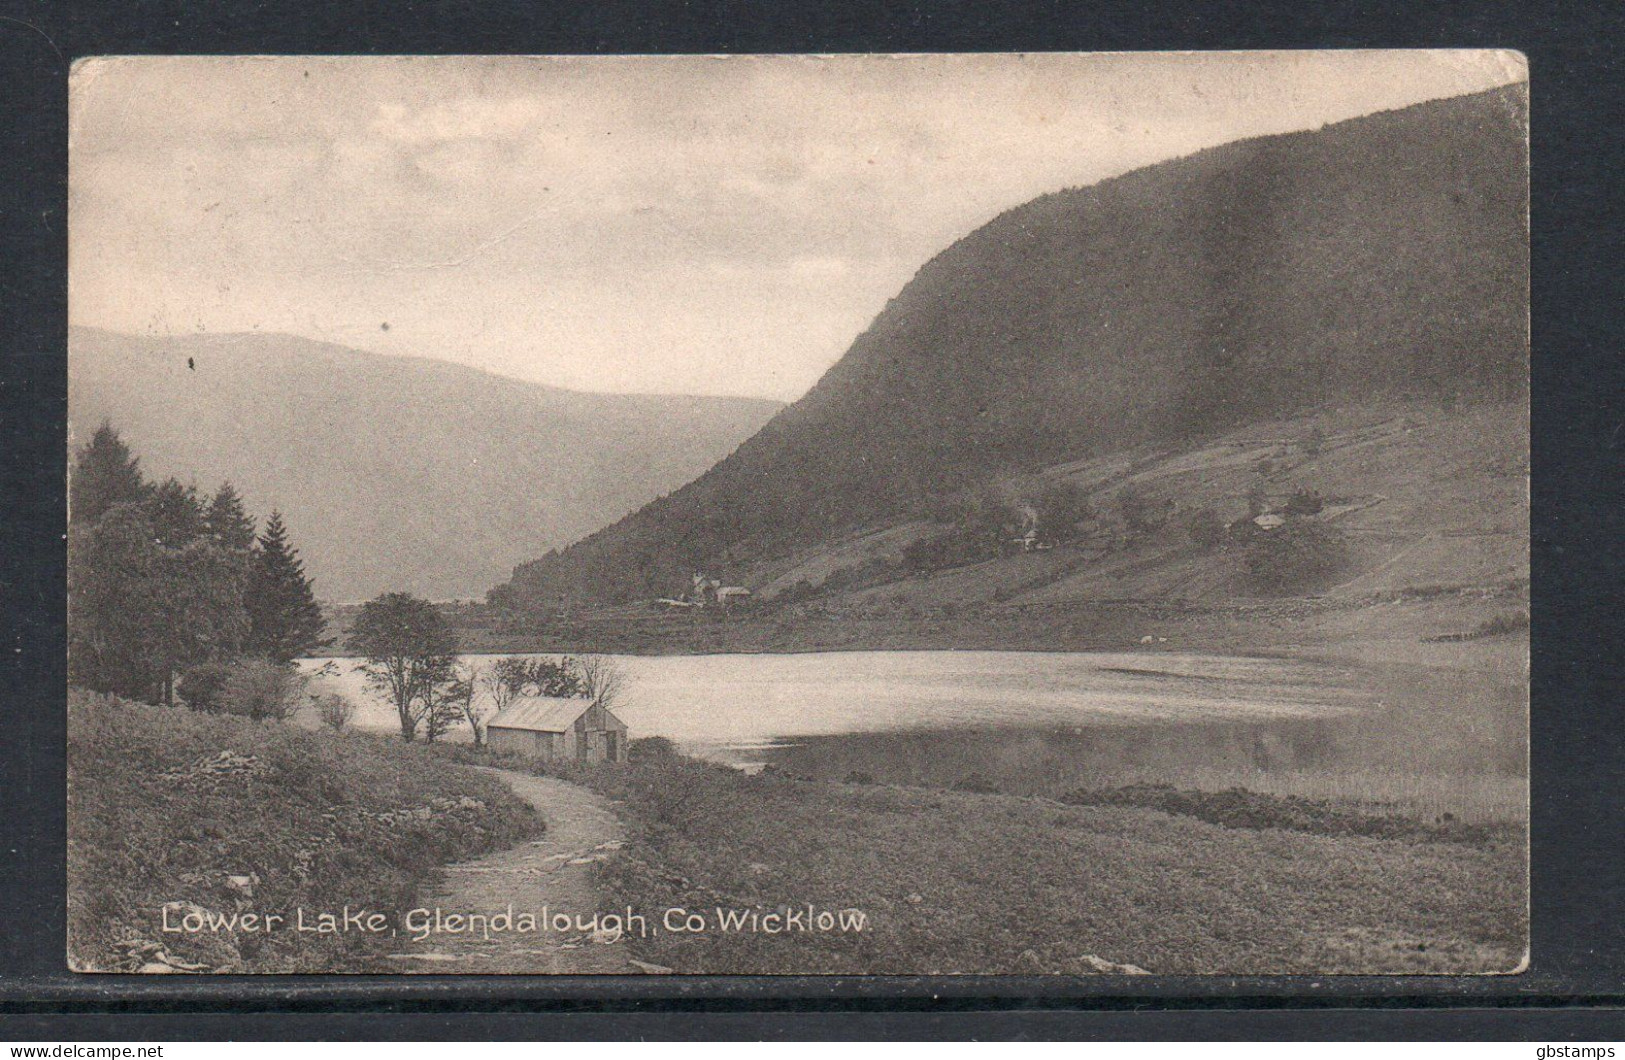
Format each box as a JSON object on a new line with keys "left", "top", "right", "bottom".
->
{"left": 69, "top": 51, "right": 1526, "bottom": 401}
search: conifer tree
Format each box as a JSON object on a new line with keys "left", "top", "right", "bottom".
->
{"left": 69, "top": 503, "right": 163, "bottom": 698}
{"left": 246, "top": 511, "right": 329, "bottom": 662}
{"left": 147, "top": 478, "right": 207, "bottom": 548}
{"left": 69, "top": 426, "right": 254, "bottom": 703}
{"left": 69, "top": 502, "right": 248, "bottom": 703}
{"left": 204, "top": 482, "right": 258, "bottom": 553}
{"left": 69, "top": 423, "right": 147, "bottom": 526}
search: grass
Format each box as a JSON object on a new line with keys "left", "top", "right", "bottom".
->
{"left": 67, "top": 690, "right": 541, "bottom": 973}
{"left": 1060, "top": 783, "right": 1520, "bottom": 845}
{"left": 1094, "top": 767, "right": 1527, "bottom": 827}
{"left": 1425, "top": 610, "right": 1532, "bottom": 643}
{"left": 442, "top": 745, "right": 1526, "bottom": 976}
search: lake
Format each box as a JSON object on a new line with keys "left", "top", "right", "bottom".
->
{"left": 302, "top": 649, "right": 1372, "bottom": 761}
{"left": 300, "top": 648, "right": 1525, "bottom": 820}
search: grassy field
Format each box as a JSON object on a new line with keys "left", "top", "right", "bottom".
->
{"left": 447, "top": 747, "right": 1526, "bottom": 976}
{"left": 67, "top": 691, "right": 541, "bottom": 972}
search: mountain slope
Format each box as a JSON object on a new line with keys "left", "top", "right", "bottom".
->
{"left": 490, "top": 84, "right": 1527, "bottom": 611}
{"left": 68, "top": 328, "right": 782, "bottom": 600}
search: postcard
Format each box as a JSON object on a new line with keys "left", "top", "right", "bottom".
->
{"left": 66, "top": 51, "right": 1528, "bottom": 974}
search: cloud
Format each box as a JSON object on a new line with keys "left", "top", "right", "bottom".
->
{"left": 69, "top": 53, "right": 1525, "bottom": 400}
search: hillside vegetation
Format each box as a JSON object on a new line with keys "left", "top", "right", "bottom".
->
{"left": 69, "top": 327, "right": 782, "bottom": 601}
{"left": 489, "top": 84, "right": 1526, "bottom": 614}
{"left": 468, "top": 397, "right": 1527, "bottom": 657}
{"left": 67, "top": 691, "right": 539, "bottom": 972}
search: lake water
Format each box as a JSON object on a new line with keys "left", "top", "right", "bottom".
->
{"left": 300, "top": 649, "right": 1375, "bottom": 767}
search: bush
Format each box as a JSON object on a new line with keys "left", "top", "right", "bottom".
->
{"left": 1244, "top": 520, "right": 1349, "bottom": 595}
{"left": 954, "top": 772, "right": 1000, "bottom": 794}
{"left": 843, "top": 771, "right": 877, "bottom": 785}
{"left": 529, "top": 657, "right": 586, "bottom": 699}
{"left": 1473, "top": 611, "right": 1530, "bottom": 639}
{"left": 222, "top": 659, "right": 306, "bottom": 721}
{"left": 1284, "top": 488, "right": 1325, "bottom": 516}
{"left": 1117, "top": 486, "right": 1167, "bottom": 534}
{"left": 1185, "top": 507, "right": 1226, "bottom": 551}
{"left": 177, "top": 662, "right": 234, "bottom": 713}
{"left": 901, "top": 526, "right": 1000, "bottom": 573}
{"left": 1033, "top": 480, "right": 1093, "bottom": 543}
{"left": 629, "top": 736, "right": 682, "bottom": 761}
{"left": 315, "top": 693, "right": 356, "bottom": 732}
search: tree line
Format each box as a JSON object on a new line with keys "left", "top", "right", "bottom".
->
{"left": 342, "top": 588, "right": 623, "bottom": 745}
{"left": 68, "top": 424, "right": 328, "bottom": 707}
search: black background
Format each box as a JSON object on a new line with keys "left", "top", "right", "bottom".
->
{"left": 2, "top": 0, "right": 1621, "bottom": 1041}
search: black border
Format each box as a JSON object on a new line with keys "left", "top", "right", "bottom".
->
{"left": 4, "top": 0, "right": 1622, "bottom": 1041}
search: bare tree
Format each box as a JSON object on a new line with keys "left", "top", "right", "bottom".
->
{"left": 315, "top": 692, "right": 355, "bottom": 732}
{"left": 574, "top": 653, "right": 626, "bottom": 712}
{"left": 223, "top": 659, "right": 306, "bottom": 721}
{"left": 418, "top": 675, "right": 464, "bottom": 744}
{"left": 482, "top": 656, "right": 533, "bottom": 712}
{"left": 454, "top": 662, "right": 495, "bottom": 746}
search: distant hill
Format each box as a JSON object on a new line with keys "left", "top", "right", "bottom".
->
{"left": 489, "top": 84, "right": 1527, "bottom": 612}
{"left": 68, "top": 328, "right": 782, "bottom": 600}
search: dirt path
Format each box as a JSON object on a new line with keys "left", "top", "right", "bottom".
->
{"left": 384, "top": 768, "right": 656, "bottom": 974}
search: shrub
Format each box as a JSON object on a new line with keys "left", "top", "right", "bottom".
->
{"left": 1032, "top": 480, "right": 1093, "bottom": 543}
{"left": 1117, "top": 486, "right": 1167, "bottom": 534}
{"left": 1185, "top": 507, "right": 1226, "bottom": 551}
{"left": 222, "top": 658, "right": 306, "bottom": 721}
{"left": 1475, "top": 611, "right": 1530, "bottom": 638}
{"left": 315, "top": 693, "right": 356, "bottom": 732}
{"left": 1284, "top": 488, "right": 1325, "bottom": 516}
{"left": 954, "top": 772, "right": 1000, "bottom": 794}
{"left": 177, "top": 662, "right": 234, "bottom": 713}
{"left": 629, "top": 736, "right": 681, "bottom": 761}
{"left": 1244, "top": 520, "right": 1349, "bottom": 595}
{"left": 530, "top": 657, "right": 586, "bottom": 699}
{"left": 901, "top": 527, "right": 998, "bottom": 573}
{"left": 773, "top": 580, "right": 820, "bottom": 606}
{"left": 822, "top": 556, "right": 901, "bottom": 594}
{"left": 843, "top": 771, "right": 877, "bottom": 785}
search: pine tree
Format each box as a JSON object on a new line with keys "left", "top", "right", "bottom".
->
{"left": 68, "top": 429, "right": 253, "bottom": 704}
{"left": 69, "top": 504, "right": 163, "bottom": 699}
{"left": 70, "top": 422, "right": 147, "bottom": 526}
{"left": 246, "top": 511, "right": 329, "bottom": 663}
{"left": 69, "top": 502, "right": 248, "bottom": 704}
{"left": 147, "top": 478, "right": 207, "bottom": 549}
{"left": 204, "top": 482, "right": 257, "bottom": 553}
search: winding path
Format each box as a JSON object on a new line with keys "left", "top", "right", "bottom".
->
{"left": 385, "top": 767, "right": 657, "bottom": 974}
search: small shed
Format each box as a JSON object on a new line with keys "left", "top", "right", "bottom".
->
{"left": 485, "top": 696, "right": 629, "bottom": 763}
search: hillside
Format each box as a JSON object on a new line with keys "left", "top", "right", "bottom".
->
{"left": 68, "top": 327, "right": 781, "bottom": 600}
{"left": 67, "top": 691, "right": 538, "bottom": 972}
{"left": 489, "top": 84, "right": 1526, "bottom": 614}
{"left": 463, "top": 397, "right": 1527, "bottom": 658}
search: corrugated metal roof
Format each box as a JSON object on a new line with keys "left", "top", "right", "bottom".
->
{"left": 487, "top": 696, "right": 593, "bottom": 733}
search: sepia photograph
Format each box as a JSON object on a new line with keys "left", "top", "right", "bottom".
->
{"left": 65, "top": 51, "right": 1529, "bottom": 976}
